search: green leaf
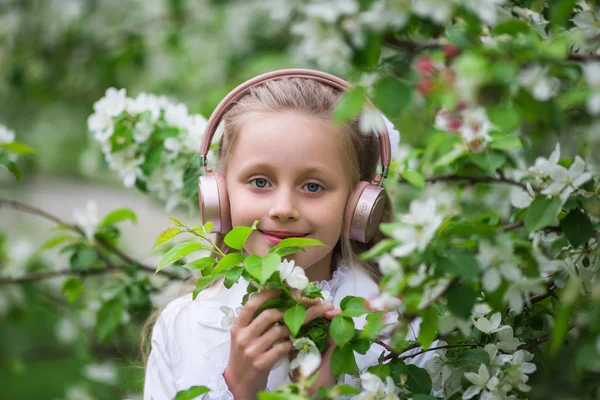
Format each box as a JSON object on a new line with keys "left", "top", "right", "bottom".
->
{"left": 406, "top": 365, "right": 432, "bottom": 394}
{"left": 96, "top": 297, "right": 125, "bottom": 342}
{"left": 181, "top": 257, "right": 216, "bottom": 273}
{"left": 367, "top": 364, "right": 391, "bottom": 380}
{"left": 270, "top": 246, "right": 306, "bottom": 257}
{"left": 62, "top": 277, "right": 84, "bottom": 303}
{"left": 100, "top": 208, "right": 137, "bottom": 227}
{"left": 331, "top": 346, "right": 359, "bottom": 376}
{"left": 174, "top": 386, "right": 210, "bottom": 400}
{"left": 375, "top": 78, "right": 412, "bottom": 117}
{"left": 341, "top": 296, "right": 370, "bottom": 318}
{"left": 525, "top": 196, "right": 561, "bottom": 233}
{"left": 492, "top": 19, "right": 531, "bottom": 36}
{"left": 284, "top": 304, "right": 306, "bottom": 337}
{"left": 41, "top": 234, "right": 73, "bottom": 250}
{"left": 489, "top": 135, "right": 523, "bottom": 151}
{"left": 486, "top": 105, "right": 521, "bottom": 133}
{"left": 193, "top": 273, "right": 224, "bottom": 299}
{"left": 157, "top": 241, "right": 207, "bottom": 272}
{"left": 169, "top": 217, "right": 185, "bottom": 227}
{"left": 213, "top": 253, "right": 244, "bottom": 275}
{"left": 140, "top": 144, "right": 162, "bottom": 176}
{"left": 361, "top": 311, "right": 386, "bottom": 340}
{"left": 277, "top": 237, "right": 326, "bottom": 249}
{"left": 224, "top": 226, "right": 253, "bottom": 250}
{"left": 330, "top": 315, "right": 355, "bottom": 348}
{"left": 551, "top": 0, "right": 577, "bottom": 27}
{"left": 153, "top": 227, "right": 182, "bottom": 249}
{"left": 333, "top": 87, "right": 365, "bottom": 124}
{"left": 437, "top": 252, "right": 480, "bottom": 283}
{"left": 446, "top": 282, "right": 475, "bottom": 319}
{"left": 224, "top": 266, "right": 244, "bottom": 289}
{"left": 0, "top": 141, "right": 35, "bottom": 155}
{"left": 402, "top": 170, "right": 425, "bottom": 189}
{"left": 419, "top": 308, "right": 438, "bottom": 350}
{"left": 0, "top": 154, "right": 22, "bottom": 180}
{"left": 559, "top": 209, "right": 593, "bottom": 248}
{"left": 70, "top": 247, "right": 98, "bottom": 270}
{"left": 360, "top": 239, "right": 397, "bottom": 260}
{"left": 434, "top": 145, "right": 465, "bottom": 167}
{"left": 244, "top": 253, "right": 281, "bottom": 284}
{"left": 459, "top": 348, "right": 490, "bottom": 368}
{"left": 202, "top": 221, "right": 214, "bottom": 235}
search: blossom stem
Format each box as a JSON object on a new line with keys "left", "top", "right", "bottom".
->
{"left": 399, "top": 342, "right": 485, "bottom": 361}
{"left": 517, "top": 333, "right": 550, "bottom": 351}
{"left": 398, "top": 174, "right": 530, "bottom": 190}
{"left": 0, "top": 197, "right": 182, "bottom": 280}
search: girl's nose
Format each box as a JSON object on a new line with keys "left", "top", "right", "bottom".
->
{"left": 268, "top": 188, "right": 300, "bottom": 221}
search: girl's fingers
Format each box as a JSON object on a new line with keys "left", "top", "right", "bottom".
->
{"left": 304, "top": 302, "right": 334, "bottom": 324}
{"left": 255, "top": 340, "right": 293, "bottom": 371}
{"left": 322, "top": 308, "right": 342, "bottom": 320}
{"left": 247, "top": 308, "right": 285, "bottom": 336}
{"left": 235, "top": 289, "right": 282, "bottom": 327}
{"left": 251, "top": 324, "right": 291, "bottom": 354}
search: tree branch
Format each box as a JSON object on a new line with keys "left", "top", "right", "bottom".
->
{"left": 517, "top": 334, "right": 549, "bottom": 350}
{"left": 399, "top": 342, "right": 485, "bottom": 361}
{"left": 0, "top": 198, "right": 182, "bottom": 281}
{"left": 398, "top": 174, "right": 528, "bottom": 190}
{"left": 0, "top": 266, "right": 127, "bottom": 285}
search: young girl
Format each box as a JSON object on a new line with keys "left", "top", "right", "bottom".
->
{"left": 143, "top": 70, "right": 427, "bottom": 399}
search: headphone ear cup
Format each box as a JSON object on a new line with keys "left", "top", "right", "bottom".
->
{"left": 345, "top": 181, "right": 386, "bottom": 243}
{"left": 198, "top": 173, "right": 232, "bottom": 234}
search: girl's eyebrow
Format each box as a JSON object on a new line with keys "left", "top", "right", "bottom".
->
{"left": 237, "top": 161, "right": 338, "bottom": 178}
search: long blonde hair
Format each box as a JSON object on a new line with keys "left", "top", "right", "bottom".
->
{"left": 140, "top": 76, "right": 393, "bottom": 364}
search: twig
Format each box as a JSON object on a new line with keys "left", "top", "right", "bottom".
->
{"left": 0, "top": 266, "right": 124, "bottom": 285}
{"left": 517, "top": 334, "right": 550, "bottom": 350}
{"left": 398, "top": 174, "right": 528, "bottom": 190}
{"left": 0, "top": 198, "right": 182, "bottom": 280}
{"left": 399, "top": 342, "right": 485, "bottom": 361}
{"left": 498, "top": 220, "right": 524, "bottom": 232}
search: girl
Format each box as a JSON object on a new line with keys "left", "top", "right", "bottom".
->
{"left": 143, "top": 70, "right": 426, "bottom": 399}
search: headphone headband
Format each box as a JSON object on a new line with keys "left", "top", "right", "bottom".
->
{"left": 198, "top": 69, "right": 391, "bottom": 179}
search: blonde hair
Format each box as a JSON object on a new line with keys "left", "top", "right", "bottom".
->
{"left": 140, "top": 76, "right": 393, "bottom": 364}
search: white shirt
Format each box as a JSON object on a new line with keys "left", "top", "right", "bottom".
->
{"left": 144, "top": 266, "right": 431, "bottom": 399}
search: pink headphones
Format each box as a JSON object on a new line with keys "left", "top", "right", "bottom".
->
{"left": 197, "top": 69, "right": 391, "bottom": 243}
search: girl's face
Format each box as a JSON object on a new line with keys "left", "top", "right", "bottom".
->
{"left": 225, "top": 111, "right": 353, "bottom": 282}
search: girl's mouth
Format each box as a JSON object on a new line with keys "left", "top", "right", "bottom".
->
{"left": 259, "top": 230, "right": 309, "bottom": 246}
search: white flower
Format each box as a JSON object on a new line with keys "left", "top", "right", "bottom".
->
{"left": 378, "top": 253, "right": 402, "bottom": 276}
{"left": 496, "top": 326, "right": 525, "bottom": 352}
{"left": 0, "top": 125, "right": 15, "bottom": 143}
{"left": 97, "top": 88, "right": 127, "bottom": 117}
{"left": 472, "top": 303, "right": 492, "bottom": 318}
{"left": 496, "top": 350, "right": 536, "bottom": 388}
{"left": 424, "top": 341, "right": 453, "bottom": 392}
{"left": 83, "top": 362, "right": 118, "bottom": 385}
{"left": 106, "top": 147, "right": 144, "bottom": 188}
{"left": 529, "top": 143, "right": 561, "bottom": 181}
{"left": 220, "top": 305, "right": 240, "bottom": 328}
{"left": 572, "top": 10, "right": 600, "bottom": 38}
{"left": 304, "top": 0, "right": 358, "bottom": 22}
{"left": 290, "top": 337, "right": 321, "bottom": 377}
{"left": 73, "top": 200, "right": 99, "bottom": 242}
{"left": 473, "top": 312, "right": 508, "bottom": 334}
{"left": 277, "top": 260, "right": 309, "bottom": 290}
{"left": 458, "top": 107, "right": 495, "bottom": 152}
{"left": 358, "top": 0, "right": 411, "bottom": 31}
{"left": 353, "top": 372, "right": 399, "bottom": 400}
{"left": 463, "top": 0, "right": 507, "bottom": 26}
{"left": 369, "top": 292, "right": 402, "bottom": 311}
{"left": 541, "top": 156, "right": 592, "bottom": 202}
{"left": 510, "top": 182, "right": 536, "bottom": 209}
{"left": 55, "top": 318, "right": 78, "bottom": 344}
{"left": 133, "top": 121, "right": 153, "bottom": 143}
{"left": 504, "top": 276, "right": 546, "bottom": 314}
{"left": 462, "top": 364, "right": 500, "bottom": 399}
{"left": 391, "top": 199, "right": 443, "bottom": 257}
{"left": 164, "top": 103, "right": 189, "bottom": 129}
{"left": 320, "top": 289, "right": 333, "bottom": 303}
{"left": 517, "top": 65, "right": 559, "bottom": 101}
{"left": 413, "top": 0, "right": 455, "bottom": 23}
{"left": 64, "top": 386, "right": 95, "bottom": 400}
{"left": 477, "top": 239, "right": 521, "bottom": 292}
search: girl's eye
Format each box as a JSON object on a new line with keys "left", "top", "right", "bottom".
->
{"left": 304, "top": 183, "right": 323, "bottom": 193}
{"left": 250, "top": 178, "right": 270, "bottom": 189}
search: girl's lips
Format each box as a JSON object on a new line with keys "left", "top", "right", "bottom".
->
{"left": 259, "top": 230, "right": 309, "bottom": 246}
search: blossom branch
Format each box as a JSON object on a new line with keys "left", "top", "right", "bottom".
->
{"left": 399, "top": 342, "right": 485, "bottom": 361}
{"left": 0, "top": 198, "right": 181, "bottom": 280}
{"left": 398, "top": 174, "right": 528, "bottom": 190}
{"left": 517, "top": 334, "right": 550, "bottom": 351}
{"left": 0, "top": 266, "right": 124, "bottom": 285}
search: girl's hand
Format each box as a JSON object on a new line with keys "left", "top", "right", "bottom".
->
{"left": 224, "top": 289, "right": 292, "bottom": 400}
{"left": 223, "top": 290, "right": 334, "bottom": 399}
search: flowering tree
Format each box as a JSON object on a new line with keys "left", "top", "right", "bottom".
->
{"left": 2, "top": 0, "right": 600, "bottom": 399}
